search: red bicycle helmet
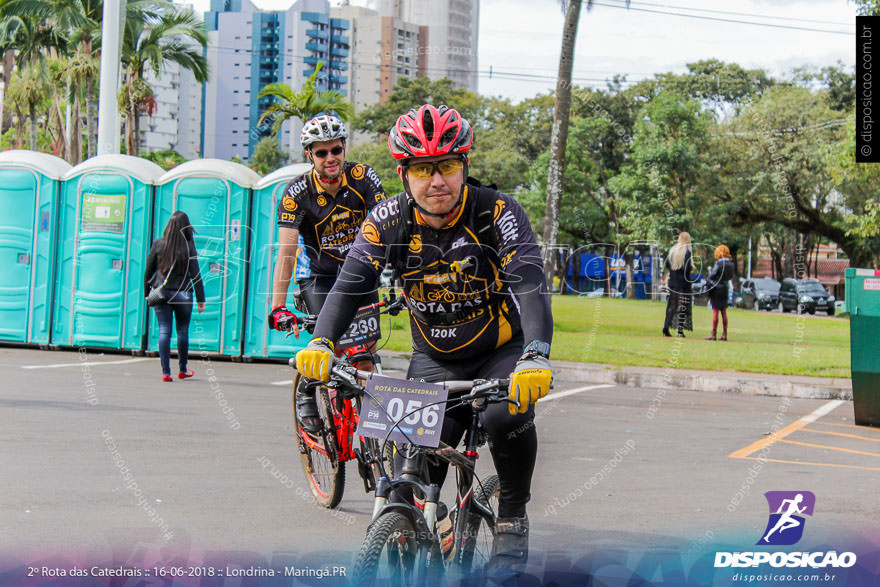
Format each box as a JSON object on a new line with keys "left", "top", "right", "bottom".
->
{"left": 388, "top": 104, "right": 473, "bottom": 161}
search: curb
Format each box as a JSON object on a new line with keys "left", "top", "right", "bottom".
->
{"left": 376, "top": 351, "right": 852, "bottom": 401}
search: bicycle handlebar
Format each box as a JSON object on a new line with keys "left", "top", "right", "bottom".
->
{"left": 276, "top": 290, "right": 408, "bottom": 336}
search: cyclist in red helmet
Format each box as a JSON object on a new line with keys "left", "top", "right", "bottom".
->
{"left": 297, "top": 104, "right": 553, "bottom": 573}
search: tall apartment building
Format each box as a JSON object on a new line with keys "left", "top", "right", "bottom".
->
{"left": 376, "top": 0, "right": 479, "bottom": 93}
{"left": 138, "top": 60, "right": 203, "bottom": 159}
{"left": 331, "top": 4, "right": 424, "bottom": 112}
{"left": 202, "top": 0, "right": 350, "bottom": 162}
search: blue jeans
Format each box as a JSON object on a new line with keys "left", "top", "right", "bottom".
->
{"left": 154, "top": 290, "right": 193, "bottom": 376}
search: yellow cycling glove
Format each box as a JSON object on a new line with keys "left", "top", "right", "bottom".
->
{"left": 295, "top": 337, "right": 335, "bottom": 382}
{"left": 508, "top": 353, "right": 552, "bottom": 415}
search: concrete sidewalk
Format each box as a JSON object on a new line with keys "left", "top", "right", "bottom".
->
{"left": 377, "top": 351, "right": 853, "bottom": 401}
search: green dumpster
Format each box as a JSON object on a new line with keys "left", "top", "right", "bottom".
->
{"left": 149, "top": 159, "right": 261, "bottom": 357}
{"left": 0, "top": 150, "right": 71, "bottom": 345}
{"left": 244, "top": 163, "right": 313, "bottom": 359}
{"left": 53, "top": 155, "right": 163, "bottom": 350}
{"left": 846, "top": 268, "right": 880, "bottom": 427}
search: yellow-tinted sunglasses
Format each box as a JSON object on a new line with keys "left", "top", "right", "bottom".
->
{"left": 404, "top": 158, "right": 464, "bottom": 180}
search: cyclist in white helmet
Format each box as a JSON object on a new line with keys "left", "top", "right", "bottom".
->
{"left": 269, "top": 112, "right": 386, "bottom": 432}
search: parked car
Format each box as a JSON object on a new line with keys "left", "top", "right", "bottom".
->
{"left": 778, "top": 278, "right": 835, "bottom": 315}
{"left": 740, "top": 277, "right": 781, "bottom": 311}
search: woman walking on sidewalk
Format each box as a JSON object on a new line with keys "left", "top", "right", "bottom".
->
{"left": 704, "top": 245, "right": 735, "bottom": 341}
{"left": 663, "top": 232, "right": 695, "bottom": 338}
{"left": 144, "top": 211, "right": 205, "bottom": 382}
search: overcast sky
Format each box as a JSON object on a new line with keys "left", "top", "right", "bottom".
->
{"left": 190, "top": 0, "right": 856, "bottom": 102}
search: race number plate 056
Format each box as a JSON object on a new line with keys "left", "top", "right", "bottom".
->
{"left": 336, "top": 305, "right": 381, "bottom": 350}
{"left": 356, "top": 375, "right": 448, "bottom": 448}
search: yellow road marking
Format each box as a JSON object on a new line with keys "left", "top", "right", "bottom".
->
{"left": 801, "top": 427, "right": 880, "bottom": 443}
{"left": 778, "top": 439, "right": 880, "bottom": 458}
{"left": 728, "top": 400, "right": 844, "bottom": 459}
{"left": 737, "top": 456, "right": 880, "bottom": 472}
{"left": 810, "top": 420, "right": 880, "bottom": 433}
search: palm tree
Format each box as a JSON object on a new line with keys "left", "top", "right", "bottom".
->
{"left": 542, "top": 0, "right": 583, "bottom": 280}
{"left": 0, "top": 13, "right": 63, "bottom": 148}
{"left": 5, "top": 64, "right": 48, "bottom": 149}
{"left": 257, "top": 61, "right": 353, "bottom": 140}
{"left": 119, "top": 6, "right": 207, "bottom": 156}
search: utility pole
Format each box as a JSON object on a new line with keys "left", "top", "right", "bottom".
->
{"left": 97, "top": 0, "right": 125, "bottom": 155}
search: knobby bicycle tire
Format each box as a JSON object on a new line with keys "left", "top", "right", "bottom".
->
{"left": 458, "top": 474, "right": 500, "bottom": 575}
{"left": 352, "top": 511, "right": 443, "bottom": 586}
{"left": 291, "top": 372, "right": 345, "bottom": 508}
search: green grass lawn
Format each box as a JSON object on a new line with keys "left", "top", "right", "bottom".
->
{"left": 375, "top": 295, "right": 851, "bottom": 378}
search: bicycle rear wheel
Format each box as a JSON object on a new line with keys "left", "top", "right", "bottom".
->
{"left": 458, "top": 474, "right": 500, "bottom": 574}
{"left": 352, "top": 511, "right": 442, "bottom": 586}
{"left": 292, "top": 373, "right": 345, "bottom": 508}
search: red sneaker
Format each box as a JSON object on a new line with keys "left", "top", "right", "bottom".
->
{"left": 178, "top": 370, "right": 194, "bottom": 380}
{"left": 162, "top": 375, "right": 173, "bottom": 382}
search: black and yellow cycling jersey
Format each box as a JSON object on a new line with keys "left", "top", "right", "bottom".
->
{"left": 277, "top": 161, "right": 385, "bottom": 277}
{"left": 331, "top": 184, "right": 549, "bottom": 361}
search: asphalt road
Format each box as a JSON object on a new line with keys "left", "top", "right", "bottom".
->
{"left": 1, "top": 346, "right": 878, "bottom": 584}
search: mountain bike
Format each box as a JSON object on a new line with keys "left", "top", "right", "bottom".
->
{"left": 278, "top": 292, "right": 405, "bottom": 508}
{"left": 321, "top": 360, "right": 513, "bottom": 584}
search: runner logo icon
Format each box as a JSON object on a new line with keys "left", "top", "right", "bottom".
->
{"left": 758, "top": 491, "right": 815, "bottom": 546}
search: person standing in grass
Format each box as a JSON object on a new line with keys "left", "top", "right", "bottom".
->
{"left": 704, "top": 245, "right": 735, "bottom": 341}
{"left": 662, "top": 232, "right": 694, "bottom": 338}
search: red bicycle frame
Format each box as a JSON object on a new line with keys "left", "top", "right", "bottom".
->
{"left": 298, "top": 344, "right": 371, "bottom": 463}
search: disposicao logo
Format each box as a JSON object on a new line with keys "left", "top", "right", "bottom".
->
{"left": 714, "top": 490, "right": 857, "bottom": 570}
{"left": 759, "top": 490, "right": 815, "bottom": 546}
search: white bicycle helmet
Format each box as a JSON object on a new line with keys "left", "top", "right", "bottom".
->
{"left": 300, "top": 114, "right": 348, "bottom": 148}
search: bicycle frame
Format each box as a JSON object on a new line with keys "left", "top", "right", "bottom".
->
{"left": 297, "top": 346, "right": 374, "bottom": 464}
{"left": 367, "top": 384, "right": 504, "bottom": 562}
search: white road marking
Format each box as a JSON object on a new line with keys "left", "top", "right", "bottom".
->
{"left": 21, "top": 358, "right": 152, "bottom": 370}
{"left": 539, "top": 383, "right": 615, "bottom": 402}
{"left": 271, "top": 380, "right": 293, "bottom": 386}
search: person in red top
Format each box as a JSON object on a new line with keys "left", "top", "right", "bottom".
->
{"left": 297, "top": 105, "right": 554, "bottom": 573}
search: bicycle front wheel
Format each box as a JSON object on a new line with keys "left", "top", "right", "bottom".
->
{"left": 292, "top": 373, "right": 345, "bottom": 508}
{"left": 458, "top": 474, "right": 500, "bottom": 574}
{"left": 352, "top": 511, "right": 442, "bottom": 586}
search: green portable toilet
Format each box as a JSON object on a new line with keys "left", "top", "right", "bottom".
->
{"left": 149, "top": 159, "right": 260, "bottom": 357}
{"left": 846, "top": 268, "right": 880, "bottom": 427}
{"left": 244, "top": 163, "right": 313, "bottom": 359}
{"left": 0, "top": 150, "right": 71, "bottom": 345}
{"left": 52, "top": 155, "right": 163, "bottom": 350}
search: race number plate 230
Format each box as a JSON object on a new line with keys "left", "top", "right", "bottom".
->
{"left": 356, "top": 375, "right": 448, "bottom": 448}
{"left": 336, "top": 305, "right": 381, "bottom": 350}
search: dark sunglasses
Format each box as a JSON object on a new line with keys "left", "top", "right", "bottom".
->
{"left": 404, "top": 158, "right": 464, "bottom": 180}
{"left": 311, "top": 145, "right": 344, "bottom": 159}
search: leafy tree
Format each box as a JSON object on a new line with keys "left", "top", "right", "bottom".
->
{"left": 347, "top": 141, "right": 403, "bottom": 197}
{"left": 353, "top": 76, "right": 479, "bottom": 137}
{"left": 258, "top": 61, "right": 353, "bottom": 142}
{"left": 249, "top": 136, "right": 289, "bottom": 175}
{"left": 715, "top": 85, "right": 877, "bottom": 267}
{"left": 610, "top": 91, "right": 711, "bottom": 243}
{"left": 141, "top": 148, "right": 185, "bottom": 170}
{"left": 120, "top": 6, "right": 208, "bottom": 156}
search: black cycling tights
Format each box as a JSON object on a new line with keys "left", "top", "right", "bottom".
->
{"left": 398, "top": 335, "right": 537, "bottom": 519}
{"left": 297, "top": 275, "right": 378, "bottom": 316}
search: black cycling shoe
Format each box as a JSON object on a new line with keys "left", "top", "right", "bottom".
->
{"left": 485, "top": 515, "right": 529, "bottom": 580}
{"left": 295, "top": 387, "right": 322, "bottom": 433}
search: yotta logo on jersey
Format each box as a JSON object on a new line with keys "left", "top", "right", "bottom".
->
{"left": 758, "top": 491, "right": 815, "bottom": 546}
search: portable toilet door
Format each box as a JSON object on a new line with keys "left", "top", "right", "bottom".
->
{"left": 245, "top": 163, "right": 313, "bottom": 359}
{"left": 0, "top": 150, "right": 71, "bottom": 344}
{"left": 52, "top": 155, "right": 163, "bottom": 350}
{"left": 150, "top": 159, "right": 261, "bottom": 357}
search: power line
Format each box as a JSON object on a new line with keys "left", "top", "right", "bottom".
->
{"left": 599, "top": 0, "right": 854, "bottom": 27}
{"left": 586, "top": 1, "right": 855, "bottom": 35}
